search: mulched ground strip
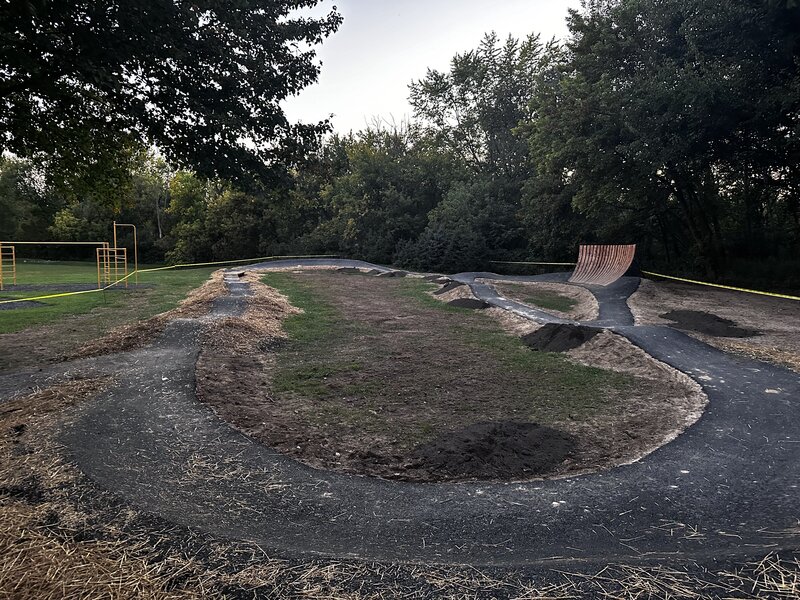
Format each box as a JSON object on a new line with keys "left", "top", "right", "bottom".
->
{"left": 660, "top": 309, "right": 761, "bottom": 338}
{"left": 521, "top": 323, "right": 601, "bottom": 352}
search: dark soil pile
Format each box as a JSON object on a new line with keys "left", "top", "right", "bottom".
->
{"left": 521, "top": 323, "right": 600, "bottom": 352}
{"left": 408, "top": 421, "right": 574, "bottom": 480}
{"left": 377, "top": 270, "right": 407, "bottom": 278}
{"left": 434, "top": 281, "right": 465, "bottom": 295}
{"left": 447, "top": 298, "right": 489, "bottom": 309}
{"left": 336, "top": 267, "right": 381, "bottom": 275}
{"left": 660, "top": 310, "right": 760, "bottom": 338}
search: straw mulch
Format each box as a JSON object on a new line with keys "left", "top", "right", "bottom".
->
{"left": 67, "top": 270, "right": 226, "bottom": 360}
{"left": 0, "top": 378, "right": 217, "bottom": 599}
{"left": 203, "top": 271, "right": 300, "bottom": 354}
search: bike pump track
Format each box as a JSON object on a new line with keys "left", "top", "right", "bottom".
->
{"left": 2, "top": 258, "right": 795, "bottom": 569}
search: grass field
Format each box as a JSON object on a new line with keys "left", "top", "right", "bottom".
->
{"left": 0, "top": 261, "right": 215, "bottom": 335}
{"left": 0, "top": 261, "right": 216, "bottom": 370}
{"left": 8, "top": 260, "right": 105, "bottom": 284}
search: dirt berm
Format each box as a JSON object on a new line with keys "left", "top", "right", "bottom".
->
{"left": 521, "top": 323, "right": 601, "bottom": 352}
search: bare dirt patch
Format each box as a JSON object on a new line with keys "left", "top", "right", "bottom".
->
{"left": 198, "top": 270, "right": 705, "bottom": 482}
{"left": 486, "top": 280, "right": 599, "bottom": 321}
{"left": 629, "top": 279, "right": 800, "bottom": 372}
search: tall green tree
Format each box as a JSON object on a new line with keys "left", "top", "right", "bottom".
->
{"left": 0, "top": 0, "right": 342, "bottom": 190}
{"left": 409, "top": 32, "right": 544, "bottom": 182}
{"left": 529, "top": 0, "right": 800, "bottom": 276}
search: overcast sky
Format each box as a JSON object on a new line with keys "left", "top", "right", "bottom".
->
{"left": 283, "top": 0, "right": 581, "bottom": 134}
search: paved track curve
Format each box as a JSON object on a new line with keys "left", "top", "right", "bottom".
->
{"left": 5, "top": 259, "right": 797, "bottom": 568}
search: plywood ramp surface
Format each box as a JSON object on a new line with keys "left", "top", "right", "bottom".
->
{"left": 568, "top": 244, "right": 636, "bottom": 286}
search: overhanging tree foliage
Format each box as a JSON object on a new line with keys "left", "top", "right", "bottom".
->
{"left": 0, "top": 0, "right": 342, "bottom": 189}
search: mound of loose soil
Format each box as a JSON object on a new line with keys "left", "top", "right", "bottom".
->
{"left": 377, "top": 270, "right": 407, "bottom": 278}
{"left": 447, "top": 298, "right": 490, "bottom": 309}
{"left": 434, "top": 281, "right": 465, "bottom": 295}
{"left": 408, "top": 421, "right": 574, "bottom": 480}
{"left": 336, "top": 267, "right": 381, "bottom": 275}
{"left": 521, "top": 323, "right": 601, "bottom": 352}
{"left": 660, "top": 310, "right": 759, "bottom": 338}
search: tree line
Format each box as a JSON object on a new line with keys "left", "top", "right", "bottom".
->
{"left": 2, "top": 0, "right": 798, "bottom": 290}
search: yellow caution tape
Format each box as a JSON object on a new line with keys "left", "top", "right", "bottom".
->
{"left": 0, "top": 254, "right": 339, "bottom": 305}
{"left": 642, "top": 271, "right": 800, "bottom": 301}
{"left": 136, "top": 254, "right": 338, "bottom": 272}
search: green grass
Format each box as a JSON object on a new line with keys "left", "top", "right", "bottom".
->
{"left": 261, "top": 272, "right": 375, "bottom": 399}
{"left": 498, "top": 283, "right": 578, "bottom": 313}
{"left": 272, "top": 362, "right": 368, "bottom": 397}
{"left": 11, "top": 260, "right": 103, "bottom": 284}
{"left": 391, "top": 278, "right": 474, "bottom": 313}
{"left": 0, "top": 262, "right": 216, "bottom": 334}
{"left": 398, "top": 279, "right": 627, "bottom": 416}
{"left": 262, "top": 273, "right": 634, "bottom": 426}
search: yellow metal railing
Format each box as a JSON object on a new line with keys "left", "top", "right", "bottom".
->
{"left": 0, "top": 243, "right": 16, "bottom": 291}
{"left": 96, "top": 247, "right": 128, "bottom": 288}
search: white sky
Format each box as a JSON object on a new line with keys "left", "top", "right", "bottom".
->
{"left": 283, "top": 0, "right": 581, "bottom": 134}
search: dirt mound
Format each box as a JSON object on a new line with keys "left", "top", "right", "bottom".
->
{"left": 660, "top": 310, "right": 760, "bottom": 338}
{"left": 377, "top": 270, "right": 408, "bottom": 278}
{"left": 434, "top": 281, "right": 465, "bottom": 295}
{"left": 521, "top": 323, "right": 601, "bottom": 351}
{"left": 409, "top": 421, "right": 574, "bottom": 480}
{"left": 423, "top": 275, "right": 449, "bottom": 283}
{"left": 447, "top": 298, "right": 489, "bottom": 309}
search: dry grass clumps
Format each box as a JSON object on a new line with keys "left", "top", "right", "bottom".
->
{"left": 0, "top": 380, "right": 219, "bottom": 599}
{"left": 0, "top": 504, "right": 211, "bottom": 600}
{"left": 203, "top": 271, "right": 300, "bottom": 354}
{"left": 67, "top": 271, "right": 227, "bottom": 360}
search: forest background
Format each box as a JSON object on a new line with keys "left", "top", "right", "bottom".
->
{"left": 2, "top": 0, "right": 798, "bottom": 291}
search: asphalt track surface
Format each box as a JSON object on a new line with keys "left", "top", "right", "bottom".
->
{"left": 2, "top": 259, "right": 799, "bottom": 569}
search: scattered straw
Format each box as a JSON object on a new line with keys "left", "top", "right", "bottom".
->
{"left": 66, "top": 270, "right": 226, "bottom": 360}
{"left": 203, "top": 271, "right": 299, "bottom": 354}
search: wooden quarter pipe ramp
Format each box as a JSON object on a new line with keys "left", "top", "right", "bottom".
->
{"left": 568, "top": 244, "right": 636, "bottom": 286}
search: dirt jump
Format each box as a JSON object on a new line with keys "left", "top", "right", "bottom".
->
{"left": 1, "top": 258, "right": 798, "bottom": 585}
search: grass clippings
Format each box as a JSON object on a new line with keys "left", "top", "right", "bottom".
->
{"left": 203, "top": 271, "right": 300, "bottom": 354}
